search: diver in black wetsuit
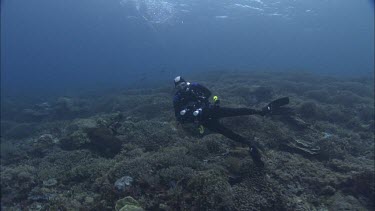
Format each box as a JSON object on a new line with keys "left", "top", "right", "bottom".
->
{"left": 173, "top": 76, "right": 290, "bottom": 167}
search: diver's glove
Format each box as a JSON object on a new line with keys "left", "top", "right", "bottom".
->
{"left": 249, "top": 146, "right": 264, "bottom": 167}
{"left": 261, "top": 97, "right": 290, "bottom": 116}
{"left": 213, "top": 96, "right": 220, "bottom": 107}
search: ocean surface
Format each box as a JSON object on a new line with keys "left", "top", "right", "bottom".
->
{"left": 1, "top": 0, "right": 374, "bottom": 97}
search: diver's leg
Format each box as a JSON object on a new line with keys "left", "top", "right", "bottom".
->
{"left": 208, "top": 107, "right": 260, "bottom": 118}
{"left": 202, "top": 120, "right": 264, "bottom": 167}
{"left": 202, "top": 119, "right": 248, "bottom": 144}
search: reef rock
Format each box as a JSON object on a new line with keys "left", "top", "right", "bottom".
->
{"left": 284, "top": 138, "right": 320, "bottom": 156}
{"left": 86, "top": 127, "right": 122, "bottom": 157}
{"left": 43, "top": 178, "right": 58, "bottom": 187}
{"left": 327, "top": 192, "right": 367, "bottom": 210}
{"left": 115, "top": 196, "right": 144, "bottom": 211}
{"left": 60, "top": 130, "right": 91, "bottom": 150}
{"left": 114, "top": 176, "right": 134, "bottom": 192}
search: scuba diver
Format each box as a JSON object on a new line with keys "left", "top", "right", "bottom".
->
{"left": 173, "top": 76, "right": 290, "bottom": 167}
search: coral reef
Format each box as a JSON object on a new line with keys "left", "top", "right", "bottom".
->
{"left": 1, "top": 71, "right": 374, "bottom": 210}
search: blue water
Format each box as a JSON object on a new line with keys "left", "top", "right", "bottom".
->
{"left": 1, "top": 0, "right": 374, "bottom": 97}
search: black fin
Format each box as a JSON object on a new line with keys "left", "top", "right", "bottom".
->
{"left": 269, "top": 97, "right": 289, "bottom": 108}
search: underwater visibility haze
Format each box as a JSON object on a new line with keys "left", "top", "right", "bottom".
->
{"left": 1, "top": 0, "right": 374, "bottom": 210}
{"left": 1, "top": 0, "right": 374, "bottom": 96}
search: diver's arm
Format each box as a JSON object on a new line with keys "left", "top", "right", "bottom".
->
{"left": 173, "top": 94, "right": 184, "bottom": 122}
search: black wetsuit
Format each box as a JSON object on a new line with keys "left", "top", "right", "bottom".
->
{"left": 173, "top": 82, "right": 264, "bottom": 166}
{"left": 173, "top": 82, "right": 212, "bottom": 123}
{"left": 201, "top": 107, "right": 260, "bottom": 146}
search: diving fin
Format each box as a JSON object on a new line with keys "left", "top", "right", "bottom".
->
{"left": 263, "top": 97, "right": 290, "bottom": 115}
{"left": 268, "top": 97, "right": 289, "bottom": 109}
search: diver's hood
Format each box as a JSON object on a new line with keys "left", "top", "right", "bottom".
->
{"left": 174, "top": 76, "right": 186, "bottom": 87}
